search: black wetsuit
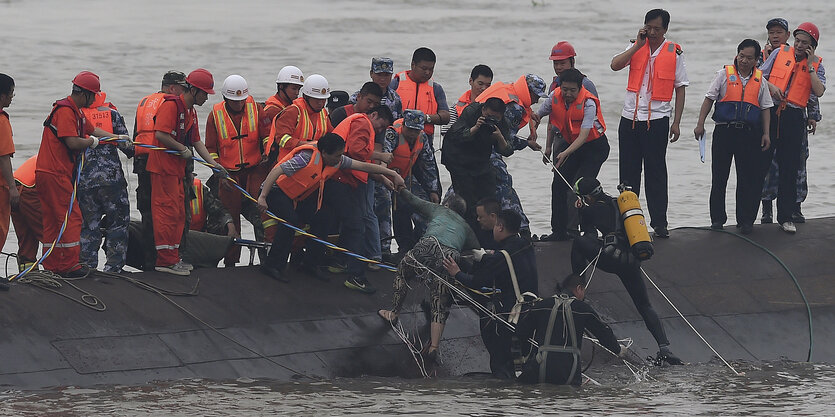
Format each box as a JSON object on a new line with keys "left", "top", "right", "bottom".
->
{"left": 570, "top": 194, "right": 670, "bottom": 348}
{"left": 516, "top": 294, "right": 621, "bottom": 385}
{"left": 455, "top": 235, "right": 538, "bottom": 378}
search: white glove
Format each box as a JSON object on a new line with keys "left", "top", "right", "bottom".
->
{"left": 472, "top": 248, "right": 487, "bottom": 262}
{"left": 89, "top": 136, "right": 100, "bottom": 149}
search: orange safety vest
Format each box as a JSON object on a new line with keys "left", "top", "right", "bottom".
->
{"left": 475, "top": 75, "right": 532, "bottom": 129}
{"left": 395, "top": 70, "right": 438, "bottom": 135}
{"left": 768, "top": 45, "right": 822, "bottom": 108}
{"left": 548, "top": 87, "right": 606, "bottom": 143}
{"left": 80, "top": 105, "right": 115, "bottom": 134}
{"left": 387, "top": 119, "right": 424, "bottom": 178}
{"left": 13, "top": 154, "right": 37, "bottom": 188}
{"left": 134, "top": 92, "right": 167, "bottom": 156}
{"left": 627, "top": 40, "right": 679, "bottom": 102}
{"left": 454, "top": 90, "right": 472, "bottom": 117}
{"left": 270, "top": 97, "right": 330, "bottom": 161}
{"left": 189, "top": 178, "right": 206, "bottom": 231}
{"left": 331, "top": 113, "right": 374, "bottom": 183}
{"left": 211, "top": 97, "right": 262, "bottom": 170}
{"left": 275, "top": 145, "right": 340, "bottom": 209}
{"left": 712, "top": 66, "right": 763, "bottom": 125}
{"left": 264, "top": 94, "right": 291, "bottom": 113}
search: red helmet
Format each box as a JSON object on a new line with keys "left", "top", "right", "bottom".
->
{"left": 186, "top": 68, "right": 215, "bottom": 94}
{"left": 794, "top": 22, "right": 820, "bottom": 47}
{"left": 72, "top": 71, "right": 101, "bottom": 93}
{"left": 549, "top": 41, "right": 576, "bottom": 61}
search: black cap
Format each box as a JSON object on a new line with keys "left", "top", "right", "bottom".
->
{"left": 326, "top": 90, "right": 350, "bottom": 112}
{"left": 766, "top": 18, "right": 789, "bottom": 32}
{"left": 574, "top": 177, "right": 602, "bottom": 196}
{"left": 161, "top": 71, "right": 187, "bottom": 86}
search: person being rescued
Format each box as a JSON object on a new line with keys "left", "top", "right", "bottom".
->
{"left": 516, "top": 273, "right": 632, "bottom": 385}
{"left": 442, "top": 209, "right": 538, "bottom": 379}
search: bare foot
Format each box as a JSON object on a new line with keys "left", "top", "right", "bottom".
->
{"left": 378, "top": 309, "right": 398, "bottom": 322}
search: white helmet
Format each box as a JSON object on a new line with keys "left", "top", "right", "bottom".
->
{"left": 301, "top": 74, "right": 330, "bottom": 99}
{"left": 221, "top": 74, "right": 249, "bottom": 100}
{"left": 276, "top": 65, "right": 304, "bottom": 86}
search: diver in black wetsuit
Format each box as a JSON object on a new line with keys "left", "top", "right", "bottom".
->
{"left": 516, "top": 273, "right": 627, "bottom": 385}
{"left": 570, "top": 177, "right": 683, "bottom": 365}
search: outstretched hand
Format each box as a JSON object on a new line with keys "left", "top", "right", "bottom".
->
{"left": 442, "top": 256, "right": 460, "bottom": 276}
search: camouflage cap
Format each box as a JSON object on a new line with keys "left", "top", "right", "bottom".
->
{"left": 162, "top": 70, "right": 187, "bottom": 86}
{"left": 766, "top": 18, "right": 789, "bottom": 32}
{"left": 371, "top": 57, "right": 394, "bottom": 74}
{"left": 403, "top": 109, "right": 425, "bottom": 130}
{"left": 526, "top": 74, "right": 548, "bottom": 98}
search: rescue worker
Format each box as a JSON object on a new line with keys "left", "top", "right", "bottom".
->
{"left": 256, "top": 133, "right": 405, "bottom": 284}
{"left": 330, "top": 82, "right": 382, "bottom": 126}
{"left": 442, "top": 209, "right": 539, "bottom": 379}
{"left": 516, "top": 273, "right": 629, "bottom": 385}
{"left": 78, "top": 91, "right": 134, "bottom": 273}
{"left": 694, "top": 39, "right": 773, "bottom": 234}
{"left": 11, "top": 155, "right": 40, "bottom": 274}
{"left": 383, "top": 110, "right": 440, "bottom": 253}
{"left": 377, "top": 188, "right": 479, "bottom": 362}
{"left": 546, "top": 41, "right": 600, "bottom": 96}
{"left": 0, "top": 73, "right": 17, "bottom": 254}
{"left": 148, "top": 68, "right": 226, "bottom": 276}
{"left": 205, "top": 75, "right": 273, "bottom": 267}
{"left": 188, "top": 176, "right": 238, "bottom": 238}
{"left": 570, "top": 177, "right": 682, "bottom": 365}
{"left": 351, "top": 57, "right": 402, "bottom": 120}
{"left": 759, "top": 22, "right": 825, "bottom": 234}
{"left": 442, "top": 98, "right": 511, "bottom": 229}
{"left": 540, "top": 68, "right": 610, "bottom": 240}
{"left": 610, "top": 8, "right": 689, "bottom": 239}
{"left": 36, "top": 71, "right": 130, "bottom": 277}
{"left": 266, "top": 74, "right": 333, "bottom": 164}
{"left": 448, "top": 64, "right": 493, "bottom": 127}
{"left": 391, "top": 47, "right": 450, "bottom": 146}
{"left": 133, "top": 71, "right": 189, "bottom": 270}
{"left": 329, "top": 105, "right": 394, "bottom": 293}
{"left": 760, "top": 21, "right": 824, "bottom": 228}
{"left": 264, "top": 65, "right": 305, "bottom": 122}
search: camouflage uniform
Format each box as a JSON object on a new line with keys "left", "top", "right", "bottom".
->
{"left": 79, "top": 108, "right": 133, "bottom": 273}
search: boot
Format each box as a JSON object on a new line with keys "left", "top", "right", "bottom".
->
{"left": 760, "top": 200, "right": 773, "bottom": 224}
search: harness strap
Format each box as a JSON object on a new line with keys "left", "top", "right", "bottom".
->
{"left": 500, "top": 249, "right": 525, "bottom": 325}
{"left": 537, "top": 295, "right": 580, "bottom": 384}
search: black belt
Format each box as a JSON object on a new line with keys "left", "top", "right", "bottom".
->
{"left": 716, "top": 121, "right": 752, "bottom": 129}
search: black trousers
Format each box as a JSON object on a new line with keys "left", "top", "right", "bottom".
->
{"left": 709, "top": 125, "right": 763, "bottom": 226}
{"left": 763, "top": 107, "right": 805, "bottom": 224}
{"left": 449, "top": 167, "right": 496, "bottom": 229}
{"left": 133, "top": 156, "right": 156, "bottom": 270}
{"left": 321, "top": 180, "right": 365, "bottom": 277}
{"left": 570, "top": 235, "right": 669, "bottom": 347}
{"left": 264, "top": 187, "right": 327, "bottom": 271}
{"left": 479, "top": 312, "right": 515, "bottom": 379}
{"left": 551, "top": 135, "right": 610, "bottom": 234}
{"left": 618, "top": 116, "right": 669, "bottom": 229}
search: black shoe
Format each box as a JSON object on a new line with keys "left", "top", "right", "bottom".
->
{"left": 539, "top": 232, "right": 569, "bottom": 242}
{"left": 300, "top": 265, "right": 330, "bottom": 282}
{"left": 792, "top": 208, "right": 806, "bottom": 224}
{"left": 61, "top": 265, "right": 91, "bottom": 278}
{"left": 382, "top": 252, "right": 405, "bottom": 264}
{"left": 761, "top": 201, "right": 773, "bottom": 224}
{"left": 344, "top": 276, "right": 376, "bottom": 294}
{"left": 710, "top": 223, "right": 724, "bottom": 230}
{"left": 261, "top": 265, "right": 289, "bottom": 283}
{"left": 654, "top": 227, "right": 670, "bottom": 239}
{"left": 656, "top": 346, "right": 684, "bottom": 365}
{"left": 740, "top": 224, "right": 753, "bottom": 235}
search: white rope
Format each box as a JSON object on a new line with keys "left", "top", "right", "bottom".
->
{"left": 581, "top": 247, "right": 602, "bottom": 289}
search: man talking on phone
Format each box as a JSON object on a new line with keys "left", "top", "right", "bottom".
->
{"left": 610, "top": 8, "right": 688, "bottom": 239}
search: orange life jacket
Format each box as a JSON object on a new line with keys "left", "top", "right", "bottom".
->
{"left": 13, "top": 155, "right": 37, "bottom": 188}
{"left": 189, "top": 178, "right": 206, "bottom": 231}
{"left": 475, "top": 75, "right": 532, "bottom": 128}
{"left": 712, "top": 66, "right": 763, "bottom": 125}
{"left": 395, "top": 70, "right": 438, "bottom": 135}
{"left": 331, "top": 113, "right": 374, "bottom": 183}
{"left": 455, "top": 90, "right": 472, "bottom": 117}
{"left": 270, "top": 97, "right": 330, "bottom": 161}
{"left": 627, "top": 40, "right": 679, "bottom": 102}
{"left": 134, "top": 92, "right": 167, "bottom": 156}
{"left": 768, "top": 45, "right": 822, "bottom": 108}
{"left": 211, "top": 97, "right": 262, "bottom": 170}
{"left": 548, "top": 87, "right": 606, "bottom": 143}
{"left": 264, "top": 94, "right": 291, "bottom": 113}
{"left": 387, "top": 119, "right": 425, "bottom": 178}
{"left": 275, "top": 145, "right": 340, "bottom": 209}
{"left": 80, "top": 105, "right": 114, "bottom": 134}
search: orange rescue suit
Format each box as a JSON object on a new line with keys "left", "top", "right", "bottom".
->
{"left": 475, "top": 75, "right": 532, "bottom": 129}
{"left": 211, "top": 97, "right": 262, "bottom": 170}
{"left": 395, "top": 70, "right": 438, "bottom": 135}
{"left": 768, "top": 45, "right": 822, "bottom": 108}
{"left": 189, "top": 177, "right": 206, "bottom": 231}
{"left": 548, "top": 87, "right": 606, "bottom": 143}
{"left": 268, "top": 97, "right": 330, "bottom": 161}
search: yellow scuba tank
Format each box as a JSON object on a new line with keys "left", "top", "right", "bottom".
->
{"left": 616, "top": 185, "right": 654, "bottom": 260}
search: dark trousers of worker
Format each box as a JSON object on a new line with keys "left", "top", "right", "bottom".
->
{"left": 151, "top": 173, "right": 184, "bottom": 267}
{"left": 322, "top": 180, "right": 365, "bottom": 277}
{"left": 480, "top": 312, "right": 515, "bottom": 379}
{"left": 764, "top": 107, "right": 805, "bottom": 224}
{"left": 11, "top": 184, "right": 41, "bottom": 263}
{"left": 571, "top": 235, "right": 669, "bottom": 347}
{"left": 618, "top": 116, "right": 669, "bottom": 229}
{"left": 263, "top": 186, "right": 326, "bottom": 272}
{"left": 709, "top": 125, "right": 763, "bottom": 227}
{"left": 134, "top": 156, "right": 156, "bottom": 269}
{"left": 219, "top": 167, "right": 277, "bottom": 266}
{"left": 551, "top": 135, "right": 610, "bottom": 235}
{"left": 449, "top": 167, "right": 496, "bottom": 230}
{"left": 36, "top": 171, "right": 83, "bottom": 274}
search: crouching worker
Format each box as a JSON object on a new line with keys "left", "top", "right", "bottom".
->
{"left": 517, "top": 273, "right": 630, "bottom": 385}
{"left": 571, "top": 177, "right": 683, "bottom": 365}
{"left": 256, "top": 133, "right": 404, "bottom": 283}
{"left": 378, "top": 188, "right": 480, "bottom": 361}
{"left": 442, "top": 209, "right": 538, "bottom": 379}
